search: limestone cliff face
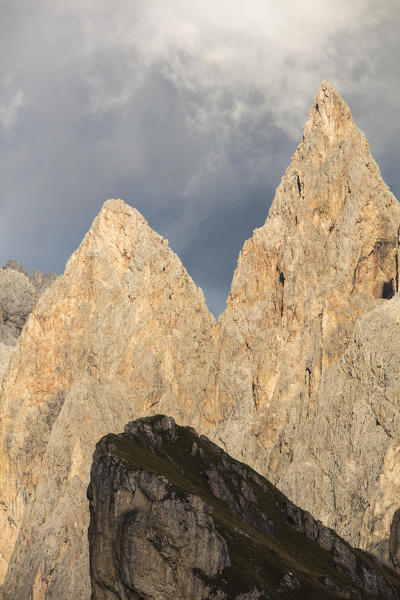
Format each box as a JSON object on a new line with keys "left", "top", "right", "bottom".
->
{"left": 88, "top": 415, "right": 400, "bottom": 600}
{"left": 278, "top": 294, "right": 400, "bottom": 563}
{"left": 210, "top": 81, "right": 400, "bottom": 542}
{"left": 0, "top": 262, "right": 37, "bottom": 346}
{"left": 0, "top": 200, "right": 215, "bottom": 599}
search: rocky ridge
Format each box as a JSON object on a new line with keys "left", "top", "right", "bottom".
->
{"left": 88, "top": 414, "right": 400, "bottom": 600}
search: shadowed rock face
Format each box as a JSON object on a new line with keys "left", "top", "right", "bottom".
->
{"left": 287, "top": 292, "right": 400, "bottom": 564}
{"left": 390, "top": 510, "right": 400, "bottom": 572}
{"left": 0, "top": 262, "right": 36, "bottom": 346}
{"left": 88, "top": 415, "right": 400, "bottom": 600}
{"left": 0, "top": 261, "right": 57, "bottom": 343}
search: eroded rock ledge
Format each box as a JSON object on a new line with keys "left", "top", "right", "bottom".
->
{"left": 88, "top": 415, "right": 400, "bottom": 600}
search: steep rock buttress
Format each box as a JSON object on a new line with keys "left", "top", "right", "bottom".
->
{"left": 209, "top": 81, "right": 400, "bottom": 559}
{"left": 0, "top": 200, "right": 215, "bottom": 599}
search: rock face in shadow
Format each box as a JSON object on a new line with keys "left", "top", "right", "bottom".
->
{"left": 0, "top": 201, "right": 215, "bottom": 599}
{"left": 390, "top": 510, "right": 400, "bottom": 572}
{"left": 286, "top": 293, "right": 400, "bottom": 564}
{"left": 0, "top": 262, "right": 37, "bottom": 346}
{"left": 88, "top": 415, "right": 400, "bottom": 600}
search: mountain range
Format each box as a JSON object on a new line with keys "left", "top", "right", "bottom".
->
{"left": 1, "top": 81, "right": 400, "bottom": 598}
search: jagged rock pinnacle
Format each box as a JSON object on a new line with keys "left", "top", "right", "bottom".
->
{"left": 267, "top": 79, "right": 378, "bottom": 231}
{"left": 211, "top": 79, "right": 400, "bottom": 565}
{"left": 0, "top": 198, "right": 215, "bottom": 598}
{"left": 97, "top": 198, "right": 146, "bottom": 225}
{"left": 303, "top": 79, "right": 354, "bottom": 142}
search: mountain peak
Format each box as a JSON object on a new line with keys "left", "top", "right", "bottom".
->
{"left": 65, "top": 199, "right": 151, "bottom": 279}
{"left": 216, "top": 78, "right": 400, "bottom": 571}
{"left": 96, "top": 198, "right": 147, "bottom": 228}
{"left": 0, "top": 192, "right": 216, "bottom": 595}
{"left": 317, "top": 78, "right": 336, "bottom": 95}
{"left": 268, "top": 80, "right": 373, "bottom": 228}
{"left": 303, "top": 80, "right": 354, "bottom": 142}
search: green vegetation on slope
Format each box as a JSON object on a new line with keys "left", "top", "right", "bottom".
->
{"left": 94, "top": 416, "right": 400, "bottom": 599}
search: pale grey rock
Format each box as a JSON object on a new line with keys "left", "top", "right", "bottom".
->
{"left": 2, "top": 260, "right": 28, "bottom": 276}
{"left": 277, "top": 294, "right": 400, "bottom": 563}
{"left": 0, "top": 266, "right": 37, "bottom": 345}
{"left": 1, "top": 80, "right": 400, "bottom": 599}
{"left": 0, "top": 262, "right": 57, "bottom": 388}
{"left": 30, "top": 269, "right": 58, "bottom": 295}
{"left": 0, "top": 344, "right": 12, "bottom": 387}
{"left": 0, "top": 262, "right": 57, "bottom": 346}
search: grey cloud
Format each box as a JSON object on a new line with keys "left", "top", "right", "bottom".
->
{"left": 1, "top": 0, "right": 399, "bottom": 315}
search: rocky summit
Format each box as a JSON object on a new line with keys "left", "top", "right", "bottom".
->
{"left": 1, "top": 81, "right": 400, "bottom": 599}
{"left": 209, "top": 80, "right": 400, "bottom": 561}
{"left": 88, "top": 415, "right": 400, "bottom": 600}
{"left": 0, "top": 200, "right": 215, "bottom": 599}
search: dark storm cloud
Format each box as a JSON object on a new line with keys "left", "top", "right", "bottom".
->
{"left": 1, "top": 0, "right": 399, "bottom": 315}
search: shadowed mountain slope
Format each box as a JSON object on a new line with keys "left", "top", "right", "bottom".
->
{"left": 88, "top": 415, "right": 400, "bottom": 600}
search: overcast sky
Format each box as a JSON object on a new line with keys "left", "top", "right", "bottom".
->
{"left": 1, "top": 1, "right": 399, "bottom": 315}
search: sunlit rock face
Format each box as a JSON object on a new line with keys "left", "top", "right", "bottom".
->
{"left": 1, "top": 81, "right": 400, "bottom": 599}
{"left": 0, "top": 200, "right": 215, "bottom": 599}
{"left": 209, "top": 80, "right": 400, "bottom": 560}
